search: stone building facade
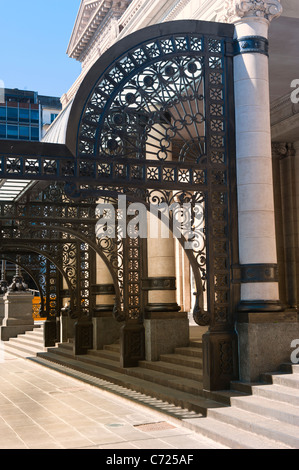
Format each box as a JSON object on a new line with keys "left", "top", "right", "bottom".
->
{"left": 1, "top": 0, "right": 298, "bottom": 392}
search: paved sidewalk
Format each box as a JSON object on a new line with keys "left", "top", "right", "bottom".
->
{"left": 0, "top": 345, "right": 227, "bottom": 450}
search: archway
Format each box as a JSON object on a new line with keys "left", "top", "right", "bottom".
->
{"left": 64, "top": 20, "right": 239, "bottom": 389}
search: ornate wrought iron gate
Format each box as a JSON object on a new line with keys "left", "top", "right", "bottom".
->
{"left": 0, "top": 20, "right": 239, "bottom": 390}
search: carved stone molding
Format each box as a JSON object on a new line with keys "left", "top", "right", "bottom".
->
{"left": 217, "top": 0, "right": 283, "bottom": 24}
{"left": 272, "top": 142, "right": 295, "bottom": 160}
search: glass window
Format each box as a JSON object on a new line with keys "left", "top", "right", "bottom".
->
{"left": 51, "top": 113, "right": 58, "bottom": 123}
{"left": 31, "top": 126, "right": 39, "bottom": 140}
{"left": 19, "top": 108, "right": 30, "bottom": 122}
{"left": 7, "top": 125, "right": 18, "bottom": 139}
{"left": 30, "top": 109, "right": 39, "bottom": 123}
{"left": 0, "top": 107, "right": 6, "bottom": 121}
{"left": 0, "top": 124, "right": 6, "bottom": 138}
{"left": 19, "top": 126, "right": 29, "bottom": 140}
{"left": 7, "top": 107, "right": 18, "bottom": 122}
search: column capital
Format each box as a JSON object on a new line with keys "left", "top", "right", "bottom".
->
{"left": 217, "top": 0, "right": 283, "bottom": 24}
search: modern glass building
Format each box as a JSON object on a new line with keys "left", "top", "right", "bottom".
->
{"left": 0, "top": 88, "right": 61, "bottom": 141}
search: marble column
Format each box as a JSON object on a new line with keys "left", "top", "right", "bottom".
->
{"left": 218, "top": 0, "right": 299, "bottom": 381}
{"left": 93, "top": 254, "right": 123, "bottom": 350}
{"left": 143, "top": 113, "right": 189, "bottom": 360}
{"left": 226, "top": 0, "right": 283, "bottom": 312}
{"left": 0, "top": 261, "right": 8, "bottom": 325}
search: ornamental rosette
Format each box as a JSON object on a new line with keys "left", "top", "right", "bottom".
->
{"left": 217, "top": 0, "right": 283, "bottom": 23}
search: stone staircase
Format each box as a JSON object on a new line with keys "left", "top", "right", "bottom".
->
{"left": 0, "top": 322, "right": 46, "bottom": 359}
{"left": 34, "top": 338, "right": 229, "bottom": 415}
{"left": 2, "top": 326, "right": 299, "bottom": 448}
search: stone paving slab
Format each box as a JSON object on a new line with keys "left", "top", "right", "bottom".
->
{"left": 0, "top": 346, "right": 227, "bottom": 450}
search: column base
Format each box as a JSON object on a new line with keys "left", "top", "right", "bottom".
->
{"left": 238, "top": 300, "right": 285, "bottom": 313}
{"left": 145, "top": 303, "right": 181, "bottom": 313}
{"left": 74, "top": 320, "right": 93, "bottom": 355}
{"left": 120, "top": 322, "right": 145, "bottom": 368}
{"left": 60, "top": 316, "right": 76, "bottom": 343}
{"left": 144, "top": 313, "right": 189, "bottom": 361}
{"left": 44, "top": 319, "right": 59, "bottom": 348}
{"left": 237, "top": 309, "right": 299, "bottom": 382}
{"left": 1, "top": 292, "right": 34, "bottom": 341}
{"left": 92, "top": 315, "right": 124, "bottom": 350}
{"left": 202, "top": 330, "right": 239, "bottom": 391}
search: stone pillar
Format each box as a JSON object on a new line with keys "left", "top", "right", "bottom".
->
{"left": 219, "top": 0, "right": 299, "bottom": 382}
{"left": 0, "top": 261, "right": 8, "bottom": 325}
{"left": 92, "top": 254, "right": 123, "bottom": 350}
{"left": 144, "top": 113, "right": 189, "bottom": 361}
{"left": 1, "top": 263, "right": 34, "bottom": 341}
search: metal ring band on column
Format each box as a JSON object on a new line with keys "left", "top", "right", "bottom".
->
{"left": 239, "top": 263, "right": 279, "bottom": 283}
{"left": 233, "top": 36, "right": 269, "bottom": 57}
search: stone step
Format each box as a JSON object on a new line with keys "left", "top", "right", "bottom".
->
{"left": 2, "top": 341, "right": 46, "bottom": 358}
{"left": 45, "top": 346, "right": 123, "bottom": 374}
{"left": 138, "top": 359, "right": 203, "bottom": 381}
{"left": 279, "top": 363, "right": 299, "bottom": 374}
{"left": 230, "top": 380, "right": 266, "bottom": 394}
{"left": 174, "top": 346, "right": 203, "bottom": 358}
{"left": 126, "top": 365, "right": 204, "bottom": 396}
{"left": 188, "top": 340, "right": 202, "bottom": 349}
{"left": 207, "top": 403, "right": 299, "bottom": 448}
{"left": 250, "top": 383, "right": 299, "bottom": 406}
{"left": 103, "top": 343, "right": 120, "bottom": 353}
{"left": 159, "top": 353, "right": 203, "bottom": 368}
{"left": 8, "top": 335, "right": 44, "bottom": 349}
{"left": 32, "top": 352, "right": 225, "bottom": 415}
{"left": 262, "top": 371, "right": 299, "bottom": 389}
{"left": 85, "top": 348, "right": 120, "bottom": 362}
{"left": 230, "top": 394, "right": 299, "bottom": 426}
{"left": 185, "top": 415, "right": 292, "bottom": 449}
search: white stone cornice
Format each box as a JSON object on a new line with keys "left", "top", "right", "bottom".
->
{"left": 216, "top": 0, "right": 283, "bottom": 24}
{"left": 67, "top": 0, "right": 131, "bottom": 61}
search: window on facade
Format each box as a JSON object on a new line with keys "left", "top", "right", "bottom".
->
{"left": 7, "top": 107, "right": 18, "bottom": 122}
{"left": 19, "top": 108, "right": 30, "bottom": 123}
{"left": 51, "top": 113, "right": 58, "bottom": 123}
{"left": 7, "top": 125, "right": 18, "bottom": 139}
{"left": 30, "top": 109, "right": 39, "bottom": 123}
{"left": 0, "top": 107, "right": 6, "bottom": 121}
{"left": 0, "top": 124, "right": 6, "bottom": 138}
{"left": 19, "top": 126, "right": 29, "bottom": 140}
{"left": 31, "top": 126, "right": 39, "bottom": 140}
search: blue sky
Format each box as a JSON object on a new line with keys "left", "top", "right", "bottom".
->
{"left": 0, "top": 0, "right": 82, "bottom": 98}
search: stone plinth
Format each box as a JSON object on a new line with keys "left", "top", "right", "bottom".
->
{"left": 144, "top": 312, "right": 189, "bottom": 361}
{"left": 0, "top": 296, "right": 4, "bottom": 326}
{"left": 92, "top": 312, "right": 124, "bottom": 350}
{"left": 1, "top": 291, "right": 34, "bottom": 341}
{"left": 60, "top": 316, "right": 76, "bottom": 343}
{"left": 237, "top": 311, "right": 299, "bottom": 382}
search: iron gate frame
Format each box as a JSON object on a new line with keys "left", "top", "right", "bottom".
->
{"left": 0, "top": 20, "right": 240, "bottom": 390}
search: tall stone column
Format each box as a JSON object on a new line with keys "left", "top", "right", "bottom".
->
{"left": 0, "top": 261, "right": 8, "bottom": 325}
{"left": 92, "top": 254, "right": 123, "bottom": 350}
{"left": 143, "top": 114, "right": 189, "bottom": 361}
{"left": 219, "top": 0, "right": 299, "bottom": 381}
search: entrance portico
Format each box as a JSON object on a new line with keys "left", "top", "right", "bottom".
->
{"left": 0, "top": 1, "right": 298, "bottom": 392}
